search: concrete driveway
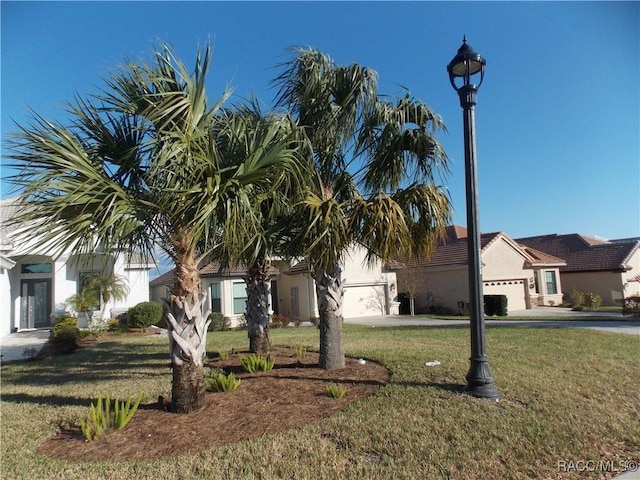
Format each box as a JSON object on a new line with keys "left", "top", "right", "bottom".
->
{"left": 1, "top": 308, "right": 638, "bottom": 364}
{"left": 345, "top": 307, "right": 640, "bottom": 336}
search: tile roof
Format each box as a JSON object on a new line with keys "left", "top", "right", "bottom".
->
{"left": 394, "top": 231, "right": 504, "bottom": 269}
{"left": 389, "top": 226, "right": 566, "bottom": 270}
{"left": 150, "top": 260, "right": 279, "bottom": 286}
{"left": 516, "top": 234, "right": 639, "bottom": 273}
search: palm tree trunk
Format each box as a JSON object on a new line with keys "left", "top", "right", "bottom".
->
{"left": 315, "top": 265, "right": 345, "bottom": 369}
{"left": 164, "top": 292, "right": 211, "bottom": 413}
{"left": 245, "top": 258, "right": 270, "bottom": 354}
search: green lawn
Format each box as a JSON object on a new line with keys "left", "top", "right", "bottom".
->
{"left": 1, "top": 325, "right": 639, "bottom": 480}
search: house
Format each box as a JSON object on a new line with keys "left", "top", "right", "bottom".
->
{"left": 150, "top": 246, "right": 399, "bottom": 325}
{"left": 0, "top": 198, "right": 155, "bottom": 337}
{"left": 391, "top": 226, "right": 566, "bottom": 314}
{"left": 516, "top": 233, "right": 640, "bottom": 306}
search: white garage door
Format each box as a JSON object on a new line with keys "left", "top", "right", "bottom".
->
{"left": 342, "top": 285, "right": 387, "bottom": 318}
{"left": 483, "top": 280, "right": 527, "bottom": 311}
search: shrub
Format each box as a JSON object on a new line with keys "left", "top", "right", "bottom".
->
{"left": 54, "top": 316, "right": 77, "bottom": 331}
{"left": 208, "top": 313, "right": 226, "bottom": 332}
{"left": 484, "top": 295, "right": 508, "bottom": 316}
{"left": 107, "top": 318, "right": 121, "bottom": 332}
{"left": 79, "top": 391, "right": 143, "bottom": 441}
{"left": 127, "top": 301, "right": 163, "bottom": 330}
{"left": 51, "top": 318, "right": 79, "bottom": 354}
{"left": 623, "top": 295, "right": 640, "bottom": 317}
{"left": 241, "top": 354, "right": 275, "bottom": 373}
{"left": 270, "top": 314, "right": 291, "bottom": 328}
{"left": 294, "top": 345, "right": 307, "bottom": 358}
{"left": 570, "top": 289, "right": 602, "bottom": 311}
{"left": 326, "top": 384, "right": 347, "bottom": 399}
{"left": 204, "top": 370, "right": 241, "bottom": 392}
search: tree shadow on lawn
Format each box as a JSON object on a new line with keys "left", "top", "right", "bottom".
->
{"left": 393, "top": 379, "right": 467, "bottom": 394}
{"left": 1, "top": 340, "right": 172, "bottom": 388}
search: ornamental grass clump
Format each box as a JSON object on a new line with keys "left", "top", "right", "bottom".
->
{"left": 241, "top": 354, "right": 275, "bottom": 373}
{"left": 325, "top": 384, "right": 347, "bottom": 399}
{"left": 79, "top": 391, "right": 143, "bottom": 441}
{"left": 204, "top": 370, "right": 241, "bottom": 392}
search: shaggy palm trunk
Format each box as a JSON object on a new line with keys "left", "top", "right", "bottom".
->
{"left": 163, "top": 258, "right": 211, "bottom": 414}
{"left": 315, "top": 265, "right": 345, "bottom": 369}
{"left": 245, "top": 258, "right": 270, "bottom": 354}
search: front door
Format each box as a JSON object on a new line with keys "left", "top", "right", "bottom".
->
{"left": 20, "top": 279, "right": 52, "bottom": 329}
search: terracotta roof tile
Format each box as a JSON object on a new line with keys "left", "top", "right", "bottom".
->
{"left": 395, "top": 231, "right": 502, "bottom": 269}
{"left": 516, "top": 234, "right": 639, "bottom": 273}
{"left": 150, "top": 260, "right": 279, "bottom": 286}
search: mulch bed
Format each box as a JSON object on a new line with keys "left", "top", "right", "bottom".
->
{"left": 37, "top": 347, "right": 390, "bottom": 461}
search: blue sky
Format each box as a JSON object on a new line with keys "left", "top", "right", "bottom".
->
{"left": 2, "top": 1, "right": 639, "bottom": 242}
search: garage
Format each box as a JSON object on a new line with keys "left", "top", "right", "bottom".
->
{"left": 483, "top": 279, "right": 528, "bottom": 311}
{"left": 342, "top": 284, "right": 388, "bottom": 317}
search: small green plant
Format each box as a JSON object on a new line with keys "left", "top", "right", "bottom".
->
{"left": 107, "top": 318, "right": 122, "bottom": 332}
{"left": 205, "top": 370, "right": 241, "bottom": 392}
{"left": 325, "top": 384, "right": 347, "bottom": 399}
{"left": 241, "top": 354, "right": 275, "bottom": 373}
{"left": 79, "top": 391, "right": 143, "bottom": 441}
{"left": 218, "top": 350, "right": 230, "bottom": 360}
{"left": 294, "top": 345, "right": 307, "bottom": 358}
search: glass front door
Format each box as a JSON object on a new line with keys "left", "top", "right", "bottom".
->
{"left": 20, "top": 279, "right": 52, "bottom": 329}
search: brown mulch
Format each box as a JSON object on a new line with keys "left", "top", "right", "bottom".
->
{"left": 37, "top": 347, "right": 390, "bottom": 462}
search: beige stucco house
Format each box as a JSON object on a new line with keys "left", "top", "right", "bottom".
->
{"left": 150, "top": 246, "right": 398, "bottom": 325}
{"left": 0, "top": 198, "right": 154, "bottom": 338}
{"left": 516, "top": 234, "right": 640, "bottom": 306}
{"left": 392, "top": 226, "right": 566, "bottom": 314}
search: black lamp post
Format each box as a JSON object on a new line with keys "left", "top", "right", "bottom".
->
{"left": 447, "top": 37, "right": 501, "bottom": 400}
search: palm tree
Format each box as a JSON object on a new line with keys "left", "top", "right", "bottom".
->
{"left": 83, "top": 272, "right": 130, "bottom": 319}
{"left": 7, "top": 43, "right": 306, "bottom": 413}
{"left": 215, "top": 101, "right": 310, "bottom": 354}
{"left": 273, "top": 48, "right": 452, "bottom": 369}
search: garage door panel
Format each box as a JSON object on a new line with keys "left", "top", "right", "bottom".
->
{"left": 343, "top": 285, "right": 386, "bottom": 317}
{"left": 483, "top": 280, "right": 527, "bottom": 311}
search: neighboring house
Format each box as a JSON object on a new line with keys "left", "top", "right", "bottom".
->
{"left": 0, "top": 198, "right": 154, "bottom": 337}
{"left": 150, "top": 246, "right": 399, "bottom": 325}
{"left": 516, "top": 233, "right": 640, "bottom": 306}
{"left": 150, "top": 261, "right": 275, "bottom": 328}
{"left": 392, "top": 226, "right": 566, "bottom": 314}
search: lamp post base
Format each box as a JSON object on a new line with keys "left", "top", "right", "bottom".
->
{"left": 465, "top": 357, "right": 501, "bottom": 400}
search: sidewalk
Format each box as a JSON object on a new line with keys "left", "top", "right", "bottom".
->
{"left": 0, "top": 329, "right": 51, "bottom": 364}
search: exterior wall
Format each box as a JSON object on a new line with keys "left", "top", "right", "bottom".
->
{"left": 561, "top": 271, "right": 626, "bottom": 306}
{"left": 0, "top": 265, "right": 13, "bottom": 337}
{"left": 532, "top": 268, "right": 564, "bottom": 307}
{"left": 277, "top": 246, "right": 398, "bottom": 320}
{"left": 276, "top": 272, "right": 316, "bottom": 321}
{"left": 395, "top": 237, "right": 563, "bottom": 314}
{"left": 396, "top": 266, "right": 468, "bottom": 314}
{"left": 5, "top": 252, "right": 151, "bottom": 332}
{"left": 623, "top": 248, "right": 640, "bottom": 300}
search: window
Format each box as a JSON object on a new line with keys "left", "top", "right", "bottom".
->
{"left": 21, "top": 263, "right": 52, "bottom": 274}
{"left": 78, "top": 272, "right": 101, "bottom": 311}
{"left": 233, "top": 282, "right": 247, "bottom": 315}
{"left": 545, "top": 271, "right": 558, "bottom": 295}
{"left": 291, "top": 287, "right": 300, "bottom": 317}
{"left": 210, "top": 283, "right": 221, "bottom": 313}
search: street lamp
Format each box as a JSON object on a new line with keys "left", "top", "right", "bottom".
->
{"left": 447, "top": 37, "right": 501, "bottom": 400}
